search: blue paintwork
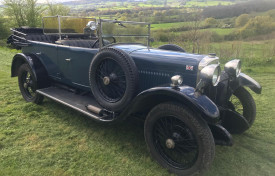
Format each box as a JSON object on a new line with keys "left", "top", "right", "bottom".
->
{"left": 22, "top": 42, "right": 205, "bottom": 92}
{"left": 119, "top": 86, "right": 220, "bottom": 123}
{"left": 17, "top": 41, "right": 222, "bottom": 122}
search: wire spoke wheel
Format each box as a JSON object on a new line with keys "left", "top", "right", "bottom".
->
{"left": 145, "top": 103, "right": 215, "bottom": 175}
{"left": 153, "top": 116, "right": 199, "bottom": 169}
{"left": 95, "top": 58, "right": 126, "bottom": 102}
{"left": 229, "top": 94, "right": 243, "bottom": 115}
{"left": 89, "top": 47, "right": 138, "bottom": 112}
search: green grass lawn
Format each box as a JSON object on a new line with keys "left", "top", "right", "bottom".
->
{"left": 0, "top": 47, "right": 275, "bottom": 175}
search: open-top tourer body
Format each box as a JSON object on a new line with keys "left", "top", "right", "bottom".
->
{"left": 8, "top": 16, "right": 261, "bottom": 176}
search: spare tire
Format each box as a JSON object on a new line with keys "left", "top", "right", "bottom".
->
{"left": 89, "top": 47, "right": 138, "bottom": 112}
{"left": 158, "top": 44, "right": 185, "bottom": 52}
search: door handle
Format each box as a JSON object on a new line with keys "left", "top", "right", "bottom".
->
{"left": 65, "top": 58, "right": 71, "bottom": 62}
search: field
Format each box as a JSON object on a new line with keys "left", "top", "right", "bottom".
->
{"left": 151, "top": 22, "right": 190, "bottom": 30}
{"left": 152, "top": 39, "right": 275, "bottom": 67}
{"left": 184, "top": 0, "right": 234, "bottom": 7}
{"left": 67, "top": 0, "right": 237, "bottom": 11}
{"left": 0, "top": 46, "right": 275, "bottom": 176}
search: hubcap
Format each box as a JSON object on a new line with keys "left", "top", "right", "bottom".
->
{"left": 103, "top": 76, "right": 110, "bottom": 85}
{"left": 21, "top": 71, "right": 36, "bottom": 98}
{"left": 166, "top": 139, "right": 175, "bottom": 149}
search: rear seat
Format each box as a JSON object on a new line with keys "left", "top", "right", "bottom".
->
{"left": 58, "top": 40, "right": 98, "bottom": 48}
{"left": 26, "top": 35, "right": 57, "bottom": 43}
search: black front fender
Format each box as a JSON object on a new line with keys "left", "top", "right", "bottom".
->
{"left": 119, "top": 86, "right": 220, "bottom": 124}
{"left": 11, "top": 53, "right": 35, "bottom": 78}
{"left": 238, "top": 73, "right": 262, "bottom": 94}
{"left": 216, "top": 72, "right": 261, "bottom": 106}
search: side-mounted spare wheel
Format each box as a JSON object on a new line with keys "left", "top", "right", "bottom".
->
{"left": 145, "top": 102, "right": 215, "bottom": 176}
{"left": 158, "top": 44, "right": 185, "bottom": 52}
{"left": 89, "top": 47, "right": 139, "bottom": 112}
{"left": 18, "top": 64, "right": 44, "bottom": 104}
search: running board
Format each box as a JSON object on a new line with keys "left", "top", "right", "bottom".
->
{"left": 36, "top": 87, "right": 115, "bottom": 122}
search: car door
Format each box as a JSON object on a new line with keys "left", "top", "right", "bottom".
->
{"left": 57, "top": 45, "right": 98, "bottom": 89}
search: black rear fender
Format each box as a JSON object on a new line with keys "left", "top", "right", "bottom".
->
{"left": 11, "top": 53, "right": 50, "bottom": 89}
{"left": 119, "top": 86, "right": 220, "bottom": 124}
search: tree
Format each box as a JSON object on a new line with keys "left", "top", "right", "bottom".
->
{"left": 45, "top": 1, "right": 70, "bottom": 16}
{"left": 186, "top": 12, "right": 203, "bottom": 53}
{"left": 204, "top": 17, "right": 218, "bottom": 28}
{"left": 235, "top": 14, "right": 249, "bottom": 27}
{"left": 3, "top": 0, "right": 44, "bottom": 27}
{"left": 25, "top": 0, "right": 44, "bottom": 27}
{"left": 0, "top": 17, "right": 9, "bottom": 39}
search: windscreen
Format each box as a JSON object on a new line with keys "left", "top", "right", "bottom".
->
{"left": 43, "top": 16, "right": 59, "bottom": 33}
{"left": 60, "top": 17, "right": 96, "bottom": 34}
{"left": 101, "top": 20, "right": 150, "bottom": 46}
{"left": 43, "top": 16, "right": 96, "bottom": 34}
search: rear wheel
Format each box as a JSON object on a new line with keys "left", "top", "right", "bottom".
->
{"left": 144, "top": 103, "right": 215, "bottom": 176}
{"left": 18, "top": 64, "right": 44, "bottom": 104}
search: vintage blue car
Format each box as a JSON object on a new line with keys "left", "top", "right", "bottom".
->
{"left": 8, "top": 16, "right": 261, "bottom": 175}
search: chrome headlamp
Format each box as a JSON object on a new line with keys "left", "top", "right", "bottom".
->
{"left": 224, "top": 59, "right": 241, "bottom": 77}
{"left": 200, "top": 64, "right": 221, "bottom": 86}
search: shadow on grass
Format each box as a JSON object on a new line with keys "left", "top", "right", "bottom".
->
{"left": 39, "top": 98, "right": 148, "bottom": 159}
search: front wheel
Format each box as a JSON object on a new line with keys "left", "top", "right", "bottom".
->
{"left": 227, "top": 87, "right": 256, "bottom": 133}
{"left": 144, "top": 103, "right": 215, "bottom": 176}
{"left": 18, "top": 64, "right": 44, "bottom": 104}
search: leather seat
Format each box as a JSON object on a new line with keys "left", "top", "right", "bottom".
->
{"left": 59, "top": 40, "right": 98, "bottom": 48}
{"left": 26, "top": 35, "right": 57, "bottom": 43}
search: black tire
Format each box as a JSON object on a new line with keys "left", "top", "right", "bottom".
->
{"left": 89, "top": 47, "right": 138, "bottom": 112}
{"left": 18, "top": 64, "right": 44, "bottom": 104}
{"left": 228, "top": 87, "right": 256, "bottom": 133}
{"left": 144, "top": 103, "right": 215, "bottom": 176}
{"left": 158, "top": 44, "right": 185, "bottom": 52}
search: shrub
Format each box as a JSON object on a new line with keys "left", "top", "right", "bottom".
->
{"left": 210, "top": 32, "right": 224, "bottom": 42}
{"left": 224, "top": 32, "right": 240, "bottom": 41}
{"left": 153, "top": 30, "right": 176, "bottom": 42}
{"left": 0, "top": 18, "right": 9, "bottom": 40}
{"left": 204, "top": 17, "right": 218, "bottom": 28}
{"left": 267, "top": 9, "right": 275, "bottom": 18}
{"left": 235, "top": 14, "right": 250, "bottom": 27}
{"left": 239, "top": 16, "right": 275, "bottom": 38}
